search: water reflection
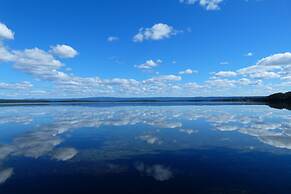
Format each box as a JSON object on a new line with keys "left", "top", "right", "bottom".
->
{"left": 0, "top": 168, "right": 13, "bottom": 184}
{"left": 135, "top": 162, "right": 173, "bottom": 181}
{"left": 51, "top": 148, "right": 78, "bottom": 161}
{"left": 0, "top": 105, "right": 290, "bottom": 191}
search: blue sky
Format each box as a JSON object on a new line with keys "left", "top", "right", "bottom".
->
{"left": 0, "top": 0, "right": 290, "bottom": 98}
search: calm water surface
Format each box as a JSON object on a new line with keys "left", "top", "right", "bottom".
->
{"left": 0, "top": 105, "right": 290, "bottom": 194}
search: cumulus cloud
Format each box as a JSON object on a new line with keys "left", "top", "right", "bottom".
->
{"left": 214, "top": 71, "right": 237, "bottom": 78}
{"left": 238, "top": 78, "right": 262, "bottom": 86}
{"left": 13, "top": 48, "right": 63, "bottom": 67}
{"left": 206, "top": 52, "right": 291, "bottom": 92}
{"left": 0, "top": 22, "right": 14, "bottom": 40}
{"left": 135, "top": 59, "right": 162, "bottom": 69}
{"left": 179, "top": 69, "right": 197, "bottom": 75}
{"left": 0, "top": 45, "right": 14, "bottom": 61}
{"left": 12, "top": 48, "right": 67, "bottom": 81}
{"left": 0, "top": 43, "right": 73, "bottom": 83}
{"left": 1, "top": 21, "right": 290, "bottom": 97}
{"left": 249, "top": 71, "right": 280, "bottom": 79}
{"left": 237, "top": 52, "right": 291, "bottom": 80}
{"left": 50, "top": 44, "right": 78, "bottom": 58}
{"left": 0, "top": 22, "right": 193, "bottom": 97}
{"left": 180, "top": 0, "right": 223, "bottom": 10}
{"left": 206, "top": 78, "right": 236, "bottom": 88}
{"left": 0, "top": 81, "right": 33, "bottom": 90}
{"left": 256, "top": 52, "right": 291, "bottom": 67}
{"left": 238, "top": 65, "right": 281, "bottom": 78}
{"left": 145, "top": 75, "right": 182, "bottom": 83}
{"left": 185, "top": 82, "right": 203, "bottom": 90}
{"left": 206, "top": 77, "right": 262, "bottom": 89}
{"left": 133, "top": 23, "right": 177, "bottom": 42}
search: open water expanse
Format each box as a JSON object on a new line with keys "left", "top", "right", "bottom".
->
{"left": 0, "top": 104, "right": 290, "bottom": 194}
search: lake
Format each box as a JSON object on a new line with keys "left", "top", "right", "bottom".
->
{"left": 0, "top": 104, "right": 290, "bottom": 194}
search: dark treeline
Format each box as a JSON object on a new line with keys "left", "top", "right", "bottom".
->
{"left": 264, "top": 92, "right": 291, "bottom": 110}
{"left": 0, "top": 92, "right": 290, "bottom": 110}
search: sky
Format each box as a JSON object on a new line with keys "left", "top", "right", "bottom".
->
{"left": 0, "top": 0, "right": 290, "bottom": 98}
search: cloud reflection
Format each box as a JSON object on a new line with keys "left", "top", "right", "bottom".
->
{"left": 0, "top": 105, "right": 289, "bottom": 184}
{"left": 135, "top": 162, "right": 173, "bottom": 181}
{"left": 0, "top": 168, "right": 13, "bottom": 184}
{"left": 51, "top": 148, "right": 78, "bottom": 161}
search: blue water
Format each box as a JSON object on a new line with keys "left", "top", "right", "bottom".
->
{"left": 0, "top": 105, "right": 290, "bottom": 193}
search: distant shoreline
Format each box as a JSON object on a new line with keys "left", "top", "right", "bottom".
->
{"left": 0, "top": 92, "right": 290, "bottom": 110}
{"left": 0, "top": 96, "right": 268, "bottom": 105}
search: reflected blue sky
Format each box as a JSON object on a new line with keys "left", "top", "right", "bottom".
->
{"left": 0, "top": 105, "right": 290, "bottom": 193}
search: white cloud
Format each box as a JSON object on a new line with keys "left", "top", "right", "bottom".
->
{"left": 13, "top": 48, "right": 63, "bottom": 67}
{"left": 237, "top": 78, "right": 262, "bottom": 86}
{"left": 238, "top": 65, "right": 281, "bottom": 76}
{"left": 1, "top": 21, "right": 290, "bottom": 97}
{"left": 205, "top": 77, "right": 262, "bottom": 89}
{"left": 12, "top": 48, "right": 67, "bottom": 81}
{"left": 0, "top": 42, "right": 71, "bottom": 82}
{"left": 107, "top": 36, "right": 119, "bottom": 42}
{"left": 50, "top": 44, "right": 78, "bottom": 58}
{"left": 237, "top": 52, "right": 291, "bottom": 80}
{"left": 282, "top": 75, "right": 291, "bottom": 81}
{"left": 180, "top": 0, "right": 223, "bottom": 10}
{"left": 179, "top": 69, "right": 197, "bottom": 75}
{"left": 133, "top": 23, "right": 177, "bottom": 42}
{"left": 0, "top": 81, "right": 33, "bottom": 90}
{"left": 214, "top": 71, "right": 237, "bottom": 78}
{"left": 185, "top": 82, "right": 203, "bottom": 90}
{"left": 135, "top": 59, "right": 162, "bottom": 69}
{"left": 249, "top": 71, "right": 280, "bottom": 79}
{"left": 0, "top": 22, "right": 14, "bottom": 40}
{"left": 145, "top": 75, "right": 182, "bottom": 83}
{"left": 0, "top": 45, "right": 14, "bottom": 61}
{"left": 257, "top": 52, "right": 291, "bottom": 67}
{"left": 206, "top": 78, "right": 236, "bottom": 88}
